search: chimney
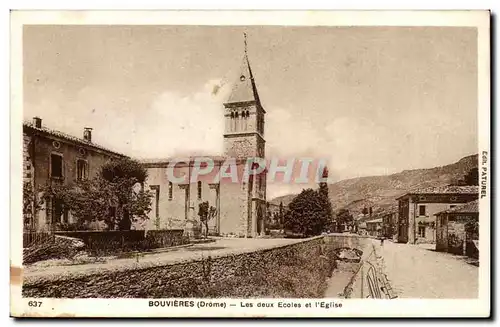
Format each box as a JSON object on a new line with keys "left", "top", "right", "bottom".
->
{"left": 33, "top": 117, "right": 42, "bottom": 128}
{"left": 83, "top": 127, "right": 93, "bottom": 142}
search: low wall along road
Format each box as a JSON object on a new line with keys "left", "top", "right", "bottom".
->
{"left": 22, "top": 234, "right": 395, "bottom": 299}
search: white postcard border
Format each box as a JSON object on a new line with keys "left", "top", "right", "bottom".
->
{"left": 10, "top": 10, "right": 491, "bottom": 318}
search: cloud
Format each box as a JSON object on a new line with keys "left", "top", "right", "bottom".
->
{"left": 25, "top": 79, "right": 232, "bottom": 159}
{"left": 133, "top": 79, "right": 229, "bottom": 158}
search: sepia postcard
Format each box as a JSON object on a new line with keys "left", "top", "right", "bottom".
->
{"left": 10, "top": 10, "right": 490, "bottom": 318}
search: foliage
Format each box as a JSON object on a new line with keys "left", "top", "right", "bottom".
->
{"left": 318, "top": 166, "right": 333, "bottom": 228}
{"left": 23, "top": 181, "right": 42, "bottom": 228}
{"left": 279, "top": 201, "right": 284, "bottom": 226}
{"left": 100, "top": 158, "right": 152, "bottom": 230}
{"left": 464, "top": 216, "right": 479, "bottom": 236}
{"left": 198, "top": 201, "right": 217, "bottom": 238}
{"left": 284, "top": 166, "right": 333, "bottom": 236}
{"left": 284, "top": 188, "right": 329, "bottom": 236}
{"left": 335, "top": 209, "right": 354, "bottom": 232}
{"left": 454, "top": 167, "right": 479, "bottom": 186}
{"left": 100, "top": 158, "right": 148, "bottom": 184}
{"left": 38, "top": 158, "right": 153, "bottom": 231}
{"left": 463, "top": 168, "right": 479, "bottom": 185}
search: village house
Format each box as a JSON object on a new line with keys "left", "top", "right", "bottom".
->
{"left": 435, "top": 200, "right": 479, "bottom": 258}
{"left": 382, "top": 210, "right": 398, "bottom": 240}
{"left": 23, "top": 117, "right": 126, "bottom": 231}
{"left": 365, "top": 217, "right": 383, "bottom": 237}
{"left": 141, "top": 46, "right": 267, "bottom": 238}
{"left": 396, "top": 185, "right": 479, "bottom": 244}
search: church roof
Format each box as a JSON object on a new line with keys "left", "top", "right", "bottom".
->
{"left": 225, "top": 54, "right": 262, "bottom": 106}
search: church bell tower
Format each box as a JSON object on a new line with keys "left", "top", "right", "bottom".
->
{"left": 223, "top": 34, "right": 266, "bottom": 159}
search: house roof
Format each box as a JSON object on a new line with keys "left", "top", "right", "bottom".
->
{"left": 397, "top": 185, "right": 479, "bottom": 199}
{"left": 435, "top": 200, "right": 479, "bottom": 215}
{"left": 23, "top": 120, "right": 126, "bottom": 157}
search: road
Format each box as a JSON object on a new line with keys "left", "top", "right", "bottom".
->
{"left": 380, "top": 241, "right": 479, "bottom": 298}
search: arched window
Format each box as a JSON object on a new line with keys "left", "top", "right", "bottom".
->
{"left": 197, "top": 181, "right": 202, "bottom": 200}
{"left": 230, "top": 112, "right": 235, "bottom": 132}
{"left": 243, "top": 110, "right": 249, "bottom": 130}
{"left": 235, "top": 111, "right": 240, "bottom": 132}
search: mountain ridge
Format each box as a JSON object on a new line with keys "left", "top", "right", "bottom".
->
{"left": 269, "top": 154, "right": 478, "bottom": 218}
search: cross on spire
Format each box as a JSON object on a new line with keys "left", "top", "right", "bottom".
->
{"left": 244, "top": 32, "right": 248, "bottom": 56}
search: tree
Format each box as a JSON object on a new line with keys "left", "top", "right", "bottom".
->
{"left": 336, "top": 209, "right": 354, "bottom": 232}
{"left": 198, "top": 201, "right": 217, "bottom": 238}
{"left": 278, "top": 201, "right": 284, "bottom": 227}
{"left": 284, "top": 188, "right": 329, "bottom": 237}
{"left": 453, "top": 167, "right": 479, "bottom": 186}
{"left": 463, "top": 168, "right": 479, "bottom": 186}
{"left": 99, "top": 158, "right": 152, "bottom": 230}
{"left": 39, "top": 158, "right": 153, "bottom": 231}
{"left": 318, "top": 166, "right": 333, "bottom": 231}
{"left": 23, "top": 181, "right": 42, "bottom": 230}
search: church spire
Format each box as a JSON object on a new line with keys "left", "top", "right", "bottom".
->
{"left": 225, "top": 33, "right": 261, "bottom": 106}
{"left": 244, "top": 32, "right": 248, "bottom": 57}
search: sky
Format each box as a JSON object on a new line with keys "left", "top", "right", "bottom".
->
{"left": 23, "top": 26, "right": 478, "bottom": 199}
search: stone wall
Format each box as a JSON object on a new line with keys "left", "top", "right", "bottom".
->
{"left": 23, "top": 235, "right": 376, "bottom": 298}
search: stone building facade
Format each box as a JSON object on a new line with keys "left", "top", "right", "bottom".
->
{"left": 435, "top": 200, "right": 479, "bottom": 257}
{"left": 396, "top": 186, "right": 479, "bottom": 244}
{"left": 23, "top": 117, "right": 126, "bottom": 231}
{"left": 142, "top": 51, "right": 267, "bottom": 237}
{"left": 382, "top": 210, "right": 398, "bottom": 239}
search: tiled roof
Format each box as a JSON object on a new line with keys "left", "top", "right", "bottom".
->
{"left": 400, "top": 185, "right": 479, "bottom": 198}
{"left": 23, "top": 121, "right": 126, "bottom": 157}
{"left": 436, "top": 200, "right": 479, "bottom": 215}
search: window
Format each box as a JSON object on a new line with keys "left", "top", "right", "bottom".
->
{"left": 230, "top": 112, "right": 235, "bottom": 132}
{"left": 418, "top": 226, "right": 426, "bottom": 238}
{"left": 168, "top": 182, "right": 173, "bottom": 200}
{"left": 51, "top": 153, "right": 63, "bottom": 178}
{"left": 150, "top": 185, "right": 160, "bottom": 229}
{"left": 197, "top": 181, "right": 202, "bottom": 200}
{"left": 77, "top": 159, "right": 87, "bottom": 181}
{"left": 52, "top": 198, "right": 68, "bottom": 225}
{"left": 418, "top": 205, "right": 426, "bottom": 216}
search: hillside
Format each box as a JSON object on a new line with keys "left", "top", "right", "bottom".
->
{"left": 270, "top": 154, "right": 478, "bottom": 218}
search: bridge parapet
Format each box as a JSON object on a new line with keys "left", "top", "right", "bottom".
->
{"left": 323, "top": 234, "right": 397, "bottom": 299}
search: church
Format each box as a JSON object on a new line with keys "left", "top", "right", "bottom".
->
{"left": 142, "top": 42, "right": 267, "bottom": 238}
